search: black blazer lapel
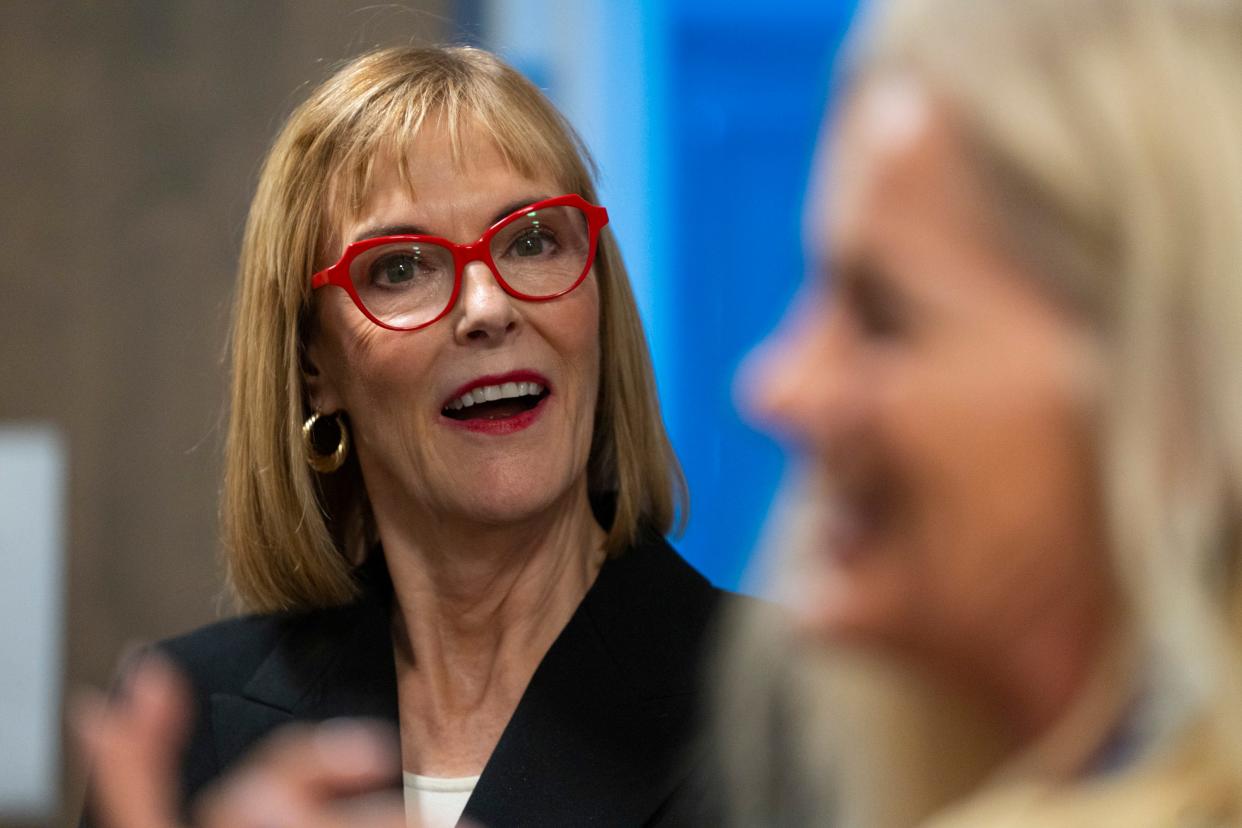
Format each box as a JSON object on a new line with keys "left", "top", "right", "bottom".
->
{"left": 463, "top": 535, "right": 721, "bottom": 826}
{"left": 210, "top": 577, "right": 400, "bottom": 772}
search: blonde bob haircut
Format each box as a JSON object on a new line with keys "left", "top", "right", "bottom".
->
{"left": 223, "top": 46, "right": 686, "bottom": 613}
{"left": 718, "top": 0, "right": 1242, "bottom": 824}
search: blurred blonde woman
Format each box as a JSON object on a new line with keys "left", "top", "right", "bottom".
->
{"left": 722, "top": 0, "right": 1242, "bottom": 824}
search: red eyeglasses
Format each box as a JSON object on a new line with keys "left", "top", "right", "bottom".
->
{"left": 310, "top": 194, "right": 609, "bottom": 331}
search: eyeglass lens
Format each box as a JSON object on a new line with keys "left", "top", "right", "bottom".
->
{"left": 347, "top": 204, "right": 592, "bottom": 329}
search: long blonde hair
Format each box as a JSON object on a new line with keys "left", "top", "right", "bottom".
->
{"left": 719, "top": 0, "right": 1242, "bottom": 823}
{"left": 223, "top": 46, "right": 685, "bottom": 613}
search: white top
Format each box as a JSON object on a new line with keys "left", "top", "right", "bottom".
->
{"left": 403, "top": 772, "right": 480, "bottom": 828}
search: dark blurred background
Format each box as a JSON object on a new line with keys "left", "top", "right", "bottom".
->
{"left": 0, "top": 2, "right": 854, "bottom": 824}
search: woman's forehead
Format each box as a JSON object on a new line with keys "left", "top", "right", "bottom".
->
{"left": 821, "top": 78, "right": 936, "bottom": 224}
{"left": 804, "top": 79, "right": 927, "bottom": 251}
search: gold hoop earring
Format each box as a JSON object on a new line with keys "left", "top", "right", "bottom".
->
{"left": 302, "top": 411, "right": 349, "bottom": 473}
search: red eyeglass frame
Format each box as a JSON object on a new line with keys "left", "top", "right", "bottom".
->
{"left": 310, "top": 193, "right": 610, "bottom": 332}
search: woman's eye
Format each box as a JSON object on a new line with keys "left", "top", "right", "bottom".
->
{"left": 512, "top": 230, "right": 557, "bottom": 258}
{"left": 854, "top": 290, "right": 903, "bottom": 338}
{"left": 371, "top": 254, "right": 421, "bottom": 285}
{"left": 839, "top": 263, "right": 910, "bottom": 340}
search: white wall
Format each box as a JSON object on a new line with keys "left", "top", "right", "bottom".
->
{"left": 0, "top": 425, "right": 65, "bottom": 819}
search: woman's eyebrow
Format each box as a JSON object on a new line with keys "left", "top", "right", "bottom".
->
{"left": 351, "top": 195, "right": 554, "bottom": 244}
{"left": 352, "top": 223, "right": 428, "bottom": 242}
{"left": 489, "top": 195, "right": 551, "bottom": 224}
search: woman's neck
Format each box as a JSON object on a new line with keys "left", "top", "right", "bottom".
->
{"left": 374, "top": 483, "right": 607, "bottom": 775}
{"left": 386, "top": 502, "right": 606, "bottom": 672}
{"left": 924, "top": 587, "right": 1127, "bottom": 778}
{"left": 994, "top": 617, "right": 1138, "bottom": 780}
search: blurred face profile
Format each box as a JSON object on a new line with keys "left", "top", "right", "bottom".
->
{"left": 747, "top": 80, "right": 1114, "bottom": 692}
{"left": 306, "top": 121, "right": 602, "bottom": 531}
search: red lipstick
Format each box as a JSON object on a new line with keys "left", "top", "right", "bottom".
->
{"left": 440, "top": 370, "right": 551, "bottom": 435}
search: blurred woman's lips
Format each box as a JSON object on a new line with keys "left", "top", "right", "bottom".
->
{"left": 439, "top": 370, "right": 552, "bottom": 435}
{"left": 820, "top": 483, "right": 889, "bottom": 565}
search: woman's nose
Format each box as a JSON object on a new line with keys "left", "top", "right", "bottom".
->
{"left": 737, "top": 298, "right": 850, "bottom": 446}
{"left": 454, "top": 260, "right": 519, "bottom": 343}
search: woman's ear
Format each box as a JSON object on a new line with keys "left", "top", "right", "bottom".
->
{"left": 301, "top": 332, "right": 344, "bottom": 414}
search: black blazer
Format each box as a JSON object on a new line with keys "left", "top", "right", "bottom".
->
{"left": 90, "top": 533, "right": 726, "bottom": 826}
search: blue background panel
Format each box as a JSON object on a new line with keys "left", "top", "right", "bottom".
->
{"left": 662, "top": 8, "right": 856, "bottom": 588}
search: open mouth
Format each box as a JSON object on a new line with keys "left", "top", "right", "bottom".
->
{"left": 441, "top": 380, "right": 550, "bottom": 421}
{"left": 823, "top": 485, "right": 902, "bottom": 566}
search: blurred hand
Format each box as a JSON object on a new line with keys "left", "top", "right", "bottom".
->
{"left": 75, "top": 656, "right": 408, "bottom": 828}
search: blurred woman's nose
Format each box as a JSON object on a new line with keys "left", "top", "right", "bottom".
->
{"left": 737, "top": 297, "right": 849, "bottom": 446}
{"left": 454, "top": 260, "right": 518, "bottom": 343}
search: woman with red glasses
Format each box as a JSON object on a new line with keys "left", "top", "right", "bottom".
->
{"left": 78, "top": 46, "right": 723, "bottom": 828}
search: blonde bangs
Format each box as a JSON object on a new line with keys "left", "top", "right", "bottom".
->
{"left": 313, "top": 50, "right": 596, "bottom": 254}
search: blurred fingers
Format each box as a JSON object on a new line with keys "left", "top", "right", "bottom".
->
{"left": 194, "top": 719, "right": 403, "bottom": 828}
{"left": 72, "top": 654, "right": 192, "bottom": 828}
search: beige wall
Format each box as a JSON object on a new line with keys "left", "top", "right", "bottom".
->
{"left": 0, "top": 3, "right": 452, "bottom": 825}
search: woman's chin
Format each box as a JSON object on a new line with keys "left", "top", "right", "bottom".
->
{"left": 448, "top": 481, "right": 581, "bottom": 530}
{"left": 791, "top": 558, "right": 917, "bottom": 650}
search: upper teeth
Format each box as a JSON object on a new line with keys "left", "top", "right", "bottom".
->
{"left": 447, "top": 381, "right": 545, "bottom": 410}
